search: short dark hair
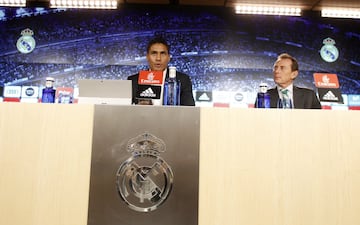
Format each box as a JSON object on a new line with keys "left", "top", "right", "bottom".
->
{"left": 146, "top": 36, "right": 170, "bottom": 54}
{"left": 277, "top": 53, "right": 299, "bottom": 71}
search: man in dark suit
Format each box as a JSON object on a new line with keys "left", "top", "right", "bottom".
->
{"left": 127, "top": 36, "right": 195, "bottom": 106}
{"left": 262, "top": 53, "right": 321, "bottom": 109}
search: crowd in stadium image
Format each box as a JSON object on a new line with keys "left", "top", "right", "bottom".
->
{"left": 0, "top": 6, "right": 359, "bottom": 106}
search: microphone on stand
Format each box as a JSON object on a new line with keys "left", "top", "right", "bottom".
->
{"left": 136, "top": 70, "right": 163, "bottom": 105}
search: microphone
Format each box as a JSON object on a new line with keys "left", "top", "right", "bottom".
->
{"left": 136, "top": 70, "right": 164, "bottom": 105}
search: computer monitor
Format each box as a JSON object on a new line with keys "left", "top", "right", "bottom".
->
{"left": 77, "top": 79, "right": 132, "bottom": 105}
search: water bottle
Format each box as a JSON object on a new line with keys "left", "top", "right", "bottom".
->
{"left": 41, "top": 77, "right": 56, "bottom": 103}
{"left": 256, "top": 83, "right": 270, "bottom": 108}
{"left": 163, "top": 66, "right": 180, "bottom": 106}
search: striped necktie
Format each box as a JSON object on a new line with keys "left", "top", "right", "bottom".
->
{"left": 281, "top": 89, "right": 292, "bottom": 108}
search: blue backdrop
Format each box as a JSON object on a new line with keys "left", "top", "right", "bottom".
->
{"left": 0, "top": 5, "right": 359, "bottom": 106}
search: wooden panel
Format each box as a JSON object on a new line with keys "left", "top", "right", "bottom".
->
{"left": 0, "top": 103, "right": 94, "bottom": 225}
{"left": 1, "top": 104, "right": 360, "bottom": 225}
{"left": 199, "top": 108, "right": 360, "bottom": 225}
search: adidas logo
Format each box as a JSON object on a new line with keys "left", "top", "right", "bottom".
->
{"left": 199, "top": 93, "right": 210, "bottom": 101}
{"left": 323, "top": 90, "right": 338, "bottom": 101}
{"left": 140, "top": 87, "right": 156, "bottom": 98}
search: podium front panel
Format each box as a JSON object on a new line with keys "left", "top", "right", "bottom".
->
{"left": 88, "top": 105, "right": 200, "bottom": 225}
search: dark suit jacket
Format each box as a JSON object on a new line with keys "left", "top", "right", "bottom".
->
{"left": 127, "top": 69, "right": 195, "bottom": 106}
{"left": 267, "top": 86, "right": 322, "bottom": 109}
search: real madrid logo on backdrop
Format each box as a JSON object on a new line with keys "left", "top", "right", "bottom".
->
{"left": 320, "top": 37, "right": 339, "bottom": 63}
{"left": 116, "top": 132, "right": 174, "bottom": 212}
{"left": 16, "top": 28, "right": 36, "bottom": 54}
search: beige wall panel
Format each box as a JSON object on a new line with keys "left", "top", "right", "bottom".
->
{"left": 0, "top": 103, "right": 94, "bottom": 225}
{"left": 1, "top": 104, "right": 359, "bottom": 225}
{"left": 199, "top": 108, "right": 360, "bottom": 225}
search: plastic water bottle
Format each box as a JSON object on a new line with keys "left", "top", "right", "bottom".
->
{"left": 163, "top": 66, "right": 180, "bottom": 106}
{"left": 256, "top": 83, "right": 270, "bottom": 108}
{"left": 41, "top": 77, "right": 56, "bottom": 103}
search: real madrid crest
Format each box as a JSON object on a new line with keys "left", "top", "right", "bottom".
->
{"left": 116, "top": 132, "right": 174, "bottom": 212}
{"left": 320, "top": 37, "right": 339, "bottom": 63}
{"left": 17, "top": 28, "right": 36, "bottom": 54}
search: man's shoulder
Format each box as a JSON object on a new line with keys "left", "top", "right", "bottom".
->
{"left": 294, "top": 86, "right": 316, "bottom": 94}
{"left": 175, "top": 71, "right": 191, "bottom": 81}
{"left": 176, "top": 71, "right": 189, "bottom": 76}
{"left": 127, "top": 73, "right": 139, "bottom": 80}
{"left": 267, "top": 87, "right": 277, "bottom": 93}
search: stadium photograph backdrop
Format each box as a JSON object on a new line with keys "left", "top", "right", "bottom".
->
{"left": 0, "top": 5, "right": 359, "bottom": 107}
